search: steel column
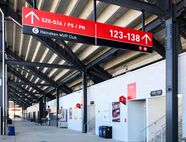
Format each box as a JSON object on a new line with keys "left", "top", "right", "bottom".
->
{"left": 0, "top": 8, "right": 7, "bottom": 135}
{"left": 142, "top": 10, "right": 145, "bottom": 31}
{"left": 33, "top": 0, "right": 37, "bottom": 9}
{"left": 14, "top": 101, "right": 15, "bottom": 118}
{"left": 56, "top": 87, "right": 59, "bottom": 127}
{"left": 82, "top": 71, "right": 87, "bottom": 133}
{"left": 165, "top": 18, "right": 179, "bottom": 142}
{"left": 38, "top": 97, "right": 45, "bottom": 124}
{"left": 94, "top": 0, "right": 97, "bottom": 22}
{"left": 43, "top": 95, "right": 46, "bottom": 118}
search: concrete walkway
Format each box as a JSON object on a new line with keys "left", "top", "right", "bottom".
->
{"left": 0, "top": 119, "right": 122, "bottom": 142}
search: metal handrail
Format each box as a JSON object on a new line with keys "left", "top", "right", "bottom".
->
{"left": 141, "top": 104, "right": 182, "bottom": 132}
{"left": 140, "top": 114, "right": 165, "bottom": 133}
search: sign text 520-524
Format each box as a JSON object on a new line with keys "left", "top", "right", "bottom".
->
{"left": 41, "top": 18, "right": 86, "bottom": 30}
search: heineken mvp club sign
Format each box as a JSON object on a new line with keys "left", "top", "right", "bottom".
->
{"left": 22, "top": 7, "right": 153, "bottom": 53}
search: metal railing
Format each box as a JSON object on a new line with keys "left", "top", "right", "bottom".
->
{"left": 140, "top": 104, "right": 183, "bottom": 142}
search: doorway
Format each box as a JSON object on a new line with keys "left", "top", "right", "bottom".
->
{"left": 128, "top": 99, "right": 146, "bottom": 141}
{"left": 87, "top": 104, "right": 95, "bottom": 134}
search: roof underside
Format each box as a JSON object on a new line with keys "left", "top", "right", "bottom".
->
{"left": 4, "top": 0, "right": 186, "bottom": 108}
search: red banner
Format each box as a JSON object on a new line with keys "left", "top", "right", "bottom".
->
{"left": 22, "top": 7, "right": 95, "bottom": 38}
{"left": 97, "top": 22, "right": 152, "bottom": 47}
{"left": 22, "top": 7, "right": 153, "bottom": 51}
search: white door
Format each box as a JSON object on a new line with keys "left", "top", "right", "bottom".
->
{"left": 87, "top": 104, "right": 95, "bottom": 133}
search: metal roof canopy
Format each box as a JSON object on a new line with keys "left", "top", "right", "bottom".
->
{"left": 0, "top": 0, "right": 185, "bottom": 140}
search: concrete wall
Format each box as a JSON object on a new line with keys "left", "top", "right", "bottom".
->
{"left": 9, "top": 107, "right": 22, "bottom": 119}
{"left": 147, "top": 96, "right": 165, "bottom": 140}
{"left": 28, "top": 53, "right": 186, "bottom": 141}
{"left": 27, "top": 104, "right": 39, "bottom": 113}
{"left": 59, "top": 91, "right": 83, "bottom": 131}
{"left": 27, "top": 103, "right": 39, "bottom": 120}
{"left": 178, "top": 53, "right": 186, "bottom": 138}
{"left": 47, "top": 99, "right": 57, "bottom": 114}
{"left": 89, "top": 59, "right": 165, "bottom": 141}
{"left": 42, "top": 59, "right": 167, "bottom": 141}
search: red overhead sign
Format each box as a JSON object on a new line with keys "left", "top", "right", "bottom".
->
{"left": 23, "top": 7, "right": 95, "bottom": 38}
{"left": 22, "top": 7, "right": 153, "bottom": 52}
{"left": 97, "top": 22, "right": 152, "bottom": 47}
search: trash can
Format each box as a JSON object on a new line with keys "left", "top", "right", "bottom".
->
{"left": 8, "top": 126, "right": 15, "bottom": 136}
{"left": 99, "top": 126, "right": 105, "bottom": 137}
{"left": 99, "top": 126, "right": 107, "bottom": 138}
{"left": 102, "top": 126, "right": 112, "bottom": 139}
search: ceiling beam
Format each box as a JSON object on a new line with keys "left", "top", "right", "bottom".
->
{"left": 180, "top": 30, "right": 186, "bottom": 40}
{"left": 90, "top": 66, "right": 112, "bottom": 80}
{"left": 25, "top": 0, "right": 85, "bottom": 70}
{"left": 87, "top": 18, "right": 165, "bottom": 70}
{"left": 9, "top": 95, "right": 28, "bottom": 108}
{"left": 8, "top": 80, "right": 39, "bottom": 100}
{"left": 8, "top": 89, "right": 32, "bottom": 106}
{"left": 87, "top": 49, "right": 118, "bottom": 69}
{"left": 9, "top": 92, "right": 30, "bottom": 107}
{"left": 7, "top": 49, "right": 72, "bottom": 94}
{"left": 6, "top": 60, "right": 77, "bottom": 69}
{"left": 8, "top": 85, "right": 34, "bottom": 103}
{"left": 6, "top": 7, "right": 113, "bottom": 88}
{"left": 153, "top": 39, "right": 165, "bottom": 58}
{"left": 6, "top": 6, "right": 84, "bottom": 71}
{"left": 8, "top": 80, "right": 52, "bottom": 87}
{"left": 25, "top": 0, "right": 34, "bottom": 7}
{"left": 8, "top": 65, "right": 56, "bottom": 99}
{"left": 62, "top": 71, "right": 82, "bottom": 85}
{"left": 97, "top": 0, "right": 164, "bottom": 16}
{"left": 35, "top": 36, "right": 85, "bottom": 70}
{"left": 174, "top": 0, "right": 186, "bottom": 18}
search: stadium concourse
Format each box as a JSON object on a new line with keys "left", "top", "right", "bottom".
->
{"left": 0, "top": 118, "right": 122, "bottom": 142}
{"left": 0, "top": 0, "right": 186, "bottom": 142}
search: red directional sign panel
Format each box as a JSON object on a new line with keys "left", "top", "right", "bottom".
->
{"left": 22, "top": 7, "right": 96, "bottom": 44}
{"left": 22, "top": 7, "right": 153, "bottom": 53}
{"left": 97, "top": 22, "right": 152, "bottom": 47}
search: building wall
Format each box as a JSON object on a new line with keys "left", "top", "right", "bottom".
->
{"left": 179, "top": 53, "right": 186, "bottom": 138}
{"left": 28, "top": 53, "right": 186, "bottom": 141}
{"left": 88, "top": 59, "right": 165, "bottom": 141}
{"left": 147, "top": 97, "right": 165, "bottom": 141}
{"left": 59, "top": 91, "right": 83, "bottom": 131}
{"left": 9, "top": 107, "right": 22, "bottom": 119}
{"left": 27, "top": 104, "right": 39, "bottom": 120}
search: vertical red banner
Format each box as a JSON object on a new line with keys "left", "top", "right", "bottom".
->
{"left": 127, "top": 82, "right": 136, "bottom": 100}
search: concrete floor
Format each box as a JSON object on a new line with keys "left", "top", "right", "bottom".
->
{"left": 0, "top": 119, "right": 122, "bottom": 142}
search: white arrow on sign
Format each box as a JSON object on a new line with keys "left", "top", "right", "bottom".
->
{"left": 25, "top": 11, "right": 40, "bottom": 24}
{"left": 142, "top": 34, "right": 151, "bottom": 44}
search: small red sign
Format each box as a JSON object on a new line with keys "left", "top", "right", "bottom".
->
{"left": 119, "top": 96, "right": 127, "bottom": 105}
{"left": 128, "top": 82, "right": 136, "bottom": 100}
{"left": 76, "top": 103, "right": 81, "bottom": 109}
